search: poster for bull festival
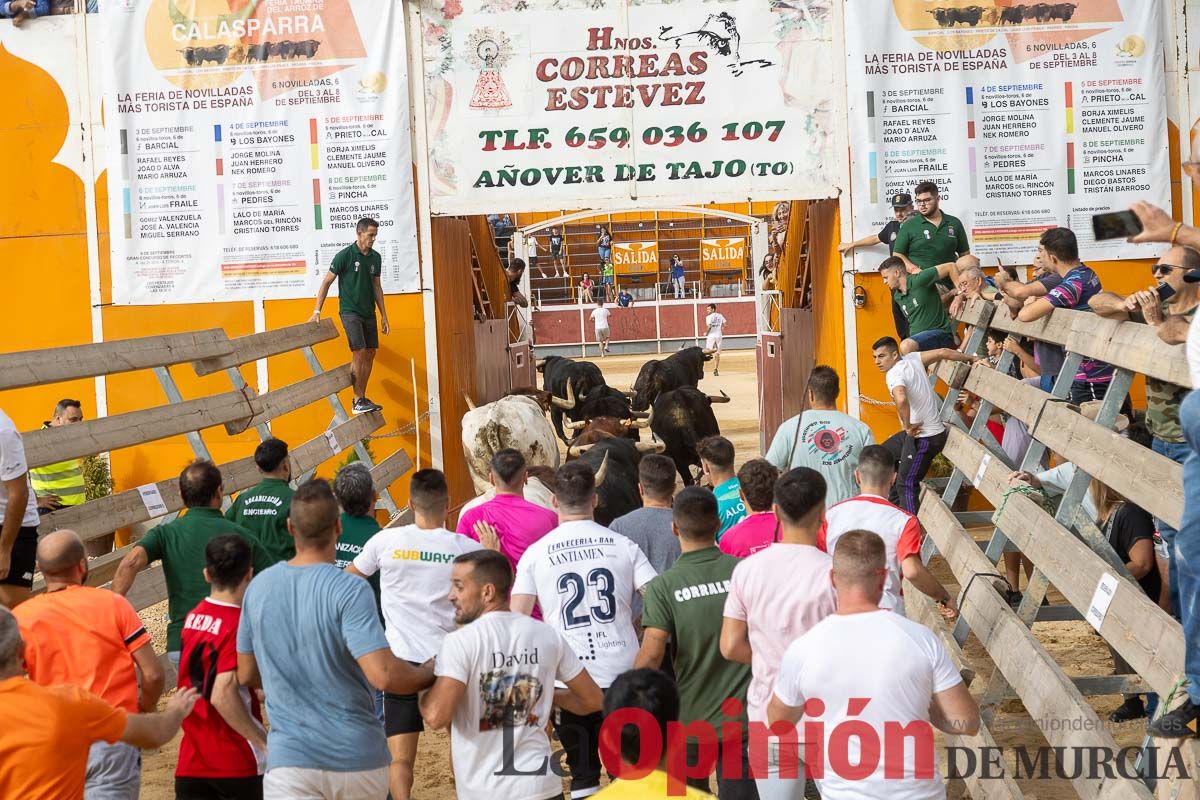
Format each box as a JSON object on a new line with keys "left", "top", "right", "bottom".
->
{"left": 419, "top": 0, "right": 839, "bottom": 214}
{"left": 844, "top": 0, "right": 1169, "bottom": 271}
{"left": 102, "top": 0, "right": 419, "bottom": 305}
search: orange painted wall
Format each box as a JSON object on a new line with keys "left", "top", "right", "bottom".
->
{"left": 0, "top": 43, "right": 430, "bottom": 510}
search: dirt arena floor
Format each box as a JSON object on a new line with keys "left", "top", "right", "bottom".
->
{"left": 139, "top": 350, "right": 1143, "bottom": 799}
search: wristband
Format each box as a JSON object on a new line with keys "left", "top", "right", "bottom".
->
{"left": 1170, "top": 222, "right": 1183, "bottom": 245}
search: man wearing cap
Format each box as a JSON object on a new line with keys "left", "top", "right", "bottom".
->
{"left": 840, "top": 193, "right": 917, "bottom": 339}
{"left": 1089, "top": 245, "right": 1200, "bottom": 617}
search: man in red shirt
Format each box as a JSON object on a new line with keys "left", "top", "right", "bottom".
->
{"left": 176, "top": 534, "right": 267, "bottom": 800}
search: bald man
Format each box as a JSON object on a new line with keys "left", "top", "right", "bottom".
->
{"left": 15, "top": 529, "right": 164, "bottom": 799}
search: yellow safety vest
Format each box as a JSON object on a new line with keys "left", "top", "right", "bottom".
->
{"left": 28, "top": 423, "right": 86, "bottom": 507}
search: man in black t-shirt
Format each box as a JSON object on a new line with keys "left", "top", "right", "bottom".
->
{"left": 839, "top": 193, "right": 915, "bottom": 339}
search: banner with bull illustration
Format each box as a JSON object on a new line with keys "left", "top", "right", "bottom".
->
{"left": 701, "top": 236, "right": 745, "bottom": 271}
{"left": 419, "top": 0, "right": 839, "bottom": 214}
{"left": 844, "top": 0, "right": 1169, "bottom": 271}
{"left": 612, "top": 241, "right": 659, "bottom": 274}
{"left": 102, "top": 0, "right": 419, "bottom": 304}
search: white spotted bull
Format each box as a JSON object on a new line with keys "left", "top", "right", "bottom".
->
{"left": 460, "top": 385, "right": 575, "bottom": 494}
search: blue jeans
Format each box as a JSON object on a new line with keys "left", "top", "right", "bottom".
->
{"left": 1153, "top": 437, "right": 1190, "bottom": 619}
{"left": 909, "top": 328, "right": 955, "bottom": 351}
{"left": 1177, "top": 389, "right": 1200, "bottom": 703}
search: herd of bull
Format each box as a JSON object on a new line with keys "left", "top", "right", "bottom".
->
{"left": 461, "top": 347, "right": 730, "bottom": 526}
{"left": 927, "top": 3, "right": 1076, "bottom": 27}
{"left": 177, "top": 40, "right": 321, "bottom": 67}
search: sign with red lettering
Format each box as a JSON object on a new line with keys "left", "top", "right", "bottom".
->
{"left": 419, "top": 0, "right": 838, "bottom": 213}
{"left": 700, "top": 237, "right": 746, "bottom": 272}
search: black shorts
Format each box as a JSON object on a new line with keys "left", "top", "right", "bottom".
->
{"left": 385, "top": 690, "right": 424, "bottom": 736}
{"left": 340, "top": 313, "right": 378, "bottom": 351}
{"left": 175, "top": 775, "right": 263, "bottom": 800}
{"left": 1, "top": 527, "right": 38, "bottom": 588}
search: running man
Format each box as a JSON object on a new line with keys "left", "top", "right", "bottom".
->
{"left": 705, "top": 303, "right": 727, "bottom": 375}
{"left": 346, "top": 470, "right": 483, "bottom": 800}
{"left": 309, "top": 217, "right": 389, "bottom": 414}
{"left": 421, "top": 550, "right": 603, "bottom": 800}
{"left": 175, "top": 535, "right": 267, "bottom": 800}
{"left": 512, "top": 462, "right": 658, "bottom": 800}
{"left": 591, "top": 299, "right": 612, "bottom": 356}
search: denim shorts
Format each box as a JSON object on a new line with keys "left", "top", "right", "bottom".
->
{"left": 909, "top": 328, "right": 955, "bottom": 351}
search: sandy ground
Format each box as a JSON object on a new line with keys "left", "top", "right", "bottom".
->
{"left": 139, "top": 351, "right": 1138, "bottom": 798}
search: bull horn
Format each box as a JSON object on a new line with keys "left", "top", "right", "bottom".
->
{"left": 629, "top": 409, "right": 650, "bottom": 419}
{"left": 563, "top": 418, "right": 588, "bottom": 432}
{"left": 702, "top": 348, "right": 716, "bottom": 355}
{"left": 622, "top": 390, "right": 636, "bottom": 398}
{"left": 568, "top": 443, "right": 595, "bottom": 457}
{"left": 636, "top": 440, "right": 666, "bottom": 454}
{"left": 626, "top": 406, "right": 653, "bottom": 428}
{"left": 551, "top": 378, "right": 576, "bottom": 410}
{"left": 708, "top": 390, "right": 731, "bottom": 403}
{"left": 594, "top": 452, "right": 610, "bottom": 486}
{"left": 463, "top": 393, "right": 477, "bottom": 411}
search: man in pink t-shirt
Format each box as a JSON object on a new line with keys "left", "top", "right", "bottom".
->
{"left": 721, "top": 467, "right": 836, "bottom": 799}
{"left": 719, "top": 459, "right": 780, "bottom": 558}
{"left": 456, "top": 449, "right": 558, "bottom": 573}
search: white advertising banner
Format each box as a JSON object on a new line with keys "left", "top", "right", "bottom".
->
{"left": 419, "top": 0, "right": 839, "bottom": 214}
{"left": 844, "top": 0, "right": 1169, "bottom": 271}
{"left": 102, "top": 0, "right": 419, "bottom": 305}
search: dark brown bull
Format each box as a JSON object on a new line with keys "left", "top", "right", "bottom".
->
{"left": 293, "top": 39, "right": 321, "bottom": 58}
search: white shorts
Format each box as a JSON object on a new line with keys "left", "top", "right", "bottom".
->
{"left": 596, "top": 327, "right": 611, "bottom": 342}
{"left": 706, "top": 333, "right": 723, "bottom": 351}
{"left": 264, "top": 766, "right": 388, "bottom": 800}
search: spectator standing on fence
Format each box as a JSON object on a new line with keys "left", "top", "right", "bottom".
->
{"left": 892, "top": 182, "right": 970, "bottom": 287}
{"left": 309, "top": 217, "right": 389, "bottom": 415}
{"left": 721, "top": 468, "right": 836, "bottom": 799}
{"left": 15, "top": 530, "right": 164, "bottom": 799}
{"left": 1012, "top": 228, "right": 1118, "bottom": 404}
{"left": 0, "top": 406, "right": 39, "bottom": 609}
{"left": 175, "top": 535, "right": 268, "bottom": 800}
{"left": 705, "top": 303, "right": 727, "bottom": 376}
{"left": 878, "top": 256, "right": 958, "bottom": 353}
{"left": 670, "top": 254, "right": 686, "bottom": 299}
{"left": 873, "top": 336, "right": 978, "bottom": 514}
{"left": 237, "top": 479, "right": 434, "bottom": 799}
{"left": 840, "top": 192, "right": 917, "bottom": 340}
{"left": 28, "top": 398, "right": 84, "bottom": 514}
{"left": 226, "top": 438, "right": 295, "bottom": 565}
{"left": 1090, "top": 244, "right": 1200, "bottom": 617}
{"left": 719, "top": 459, "right": 781, "bottom": 558}
{"left": 597, "top": 224, "right": 613, "bottom": 264}
{"left": 1116, "top": 198, "right": 1200, "bottom": 737}
{"left": 113, "top": 461, "right": 273, "bottom": 665}
{"left": 0, "top": 606, "right": 200, "bottom": 800}
{"left": 634, "top": 487, "right": 756, "bottom": 798}
{"left": 698, "top": 435, "right": 746, "bottom": 539}
{"left": 768, "top": 531, "right": 979, "bottom": 799}
{"left": 608, "top": 454, "right": 682, "bottom": 622}
{"left": 421, "top": 550, "right": 603, "bottom": 800}
{"left": 347, "top": 470, "right": 482, "bottom": 800}
{"left": 511, "top": 462, "right": 658, "bottom": 800}
{"left": 591, "top": 298, "right": 612, "bottom": 356}
{"left": 603, "top": 259, "right": 617, "bottom": 303}
{"left": 765, "top": 365, "right": 875, "bottom": 506}
{"left": 818, "top": 445, "right": 957, "bottom": 620}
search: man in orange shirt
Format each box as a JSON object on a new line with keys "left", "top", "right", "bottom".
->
{"left": 0, "top": 605, "right": 199, "bottom": 800}
{"left": 14, "top": 529, "right": 165, "bottom": 798}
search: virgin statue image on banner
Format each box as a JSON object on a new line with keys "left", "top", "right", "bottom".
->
{"left": 467, "top": 29, "right": 513, "bottom": 110}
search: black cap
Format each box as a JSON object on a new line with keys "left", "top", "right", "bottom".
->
{"left": 1185, "top": 269, "right": 1200, "bottom": 283}
{"left": 891, "top": 193, "right": 912, "bottom": 208}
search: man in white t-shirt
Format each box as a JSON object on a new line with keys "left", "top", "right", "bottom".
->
{"left": 704, "top": 303, "right": 727, "bottom": 375}
{"left": 872, "top": 336, "right": 977, "bottom": 513}
{"left": 347, "top": 470, "right": 484, "bottom": 800}
{"left": 766, "top": 365, "right": 875, "bottom": 506}
{"left": 720, "top": 467, "right": 836, "bottom": 800}
{"left": 525, "top": 234, "right": 547, "bottom": 279}
{"left": 512, "top": 461, "right": 658, "bottom": 799}
{"left": 818, "top": 445, "right": 957, "bottom": 620}
{"left": 421, "top": 550, "right": 603, "bottom": 800}
{"left": 0, "top": 406, "right": 39, "bottom": 609}
{"left": 768, "top": 531, "right": 979, "bottom": 799}
{"left": 590, "top": 300, "right": 612, "bottom": 356}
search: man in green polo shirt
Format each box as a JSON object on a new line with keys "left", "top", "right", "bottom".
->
{"left": 880, "top": 256, "right": 959, "bottom": 353}
{"left": 309, "top": 217, "right": 390, "bottom": 415}
{"left": 635, "top": 486, "right": 754, "bottom": 796}
{"left": 225, "top": 437, "right": 294, "bottom": 564}
{"left": 332, "top": 462, "right": 382, "bottom": 615}
{"left": 893, "top": 181, "right": 970, "bottom": 285}
{"left": 112, "top": 460, "right": 272, "bottom": 662}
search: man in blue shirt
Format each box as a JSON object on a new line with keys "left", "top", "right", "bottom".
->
{"left": 617, "top": 288, "right": 634, "bottom": 308}
{"left": 237, "top": 479, "right": 433, "bottom": 798}
{"left": 1014, "top": 227, "right": 1116, "bottom": 404}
